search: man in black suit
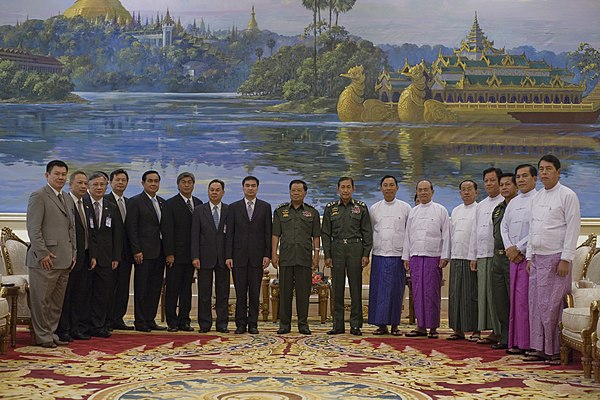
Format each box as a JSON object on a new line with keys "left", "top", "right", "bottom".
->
{"left": 225, "top": 176, "right": 272, "bottom": 334}
{"left": 56, "top": 170, "right": 92, "bottom": 342}
{"left": 191, "top": 179, "right": 230, "bottom": 333}
{"left": 105, "top": 169, "right": 134, "bottom": 331}
{"left": 126, "top": 170, "right": 167, "bottom": 332}
{"left": 162, "top": 172, "right": 202, "bottom": 332}
{"left": 87, "top": 171, "right": 123, "bottom": 338}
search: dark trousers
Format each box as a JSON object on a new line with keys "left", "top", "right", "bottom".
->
{"left": 57, "top": 251, "right": 91, "bottom": 335}
{"left": 110, "top": 261, "right": 132, "bottom": 326}
{"left": 165, "top": 262, "right": 195, "bottom": 328}
{"left": 232, "top": 263, "right": 263, "bottom": 329}
{"left": 88, "top": 264, "right": 114, "bottom": 333}
{"left": 197, "top": 265, "right": 230, "bottom": 330}
{"left": 331, "top": 242, "right": 363, "bottom": 331}
{"left": 133, "top": 257, "right": 164, "bottom": 329}
{"left": 279, "top": 264, "right": 312, "bottom": 331}
{"left": 491, "top": 253, "right": 511, "bottom": 345}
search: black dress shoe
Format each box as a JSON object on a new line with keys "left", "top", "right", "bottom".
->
{"left": 113, "top": 323, "right": 134, "bottom": 331}
{"left": 167, "top": 326, "right": 179, "bottom": 332}
{"left": 40, "top": 342, "right": 57, "bottom": 348}
{"left": 234, "top": 327, "right": 246, "bottom": 334}
{"left": 248, "top": 327, "right": 259, "bottom": 334}
{"left": 58, "top": 333, "right": 73, "bottom": 342}
{"left": 327, "top": 329, "right": 345, "bottom": 335}
{"left": 277, "top": 328, "right": 291, "bottom": 334}
{"left": 71, "top": 332, "right": 91, "bottom": 340}
{"left": 198, "top": 327, "right": 210, "bottom": 333}
{"left": 149, "top": 323, "right": 167, "bottom": 331}
{"left": 135, "top": 326, "right": 151, "bottom": 332}
{"left": 298, "top": 328, "right": 312, "bottom": 335}
{"left": 54, "top": 339, "right": 70, "bottom": 346}
{"left": 491, "top": 343, "right": 508, "bottom": 350}
{"left": 90, "top": 330, "right": 112, "bottom": 338}
{"left": 216, "top": 328, "right": 230, "bottom": 333}
{"left": 179, "top": 324, "right": 195, "bottom": 332}
{"left": 350, "top": 328, "right": 362, "bottom": 336}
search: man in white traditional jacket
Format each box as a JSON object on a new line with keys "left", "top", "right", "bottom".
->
{"left": 468, "top": 167, "right": 504, "bottom": 344}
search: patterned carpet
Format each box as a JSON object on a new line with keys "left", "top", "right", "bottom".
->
{"left": 1, "top": 324, "right": 600, "bottom": 399}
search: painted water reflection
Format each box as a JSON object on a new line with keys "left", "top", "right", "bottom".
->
{"left": 0, "top": 92, "right": 598, "bottom": 215}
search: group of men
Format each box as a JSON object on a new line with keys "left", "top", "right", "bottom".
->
{"left": 25, "top": 154, "right": 580, "bottom": 361}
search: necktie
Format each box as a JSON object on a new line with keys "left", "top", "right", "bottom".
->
{"left": 152, "top": 197, "right": 161, "bottom": 222}
{"left": 94, "top": 201, "right": 100, "bottom": 226}
{"left": 187, "top": 199, "right": 193, "bottom": 214}
{"left": 247, "top": 200, "right": 253, "bottom": 221}
{"left": 212, "top": 205, "right": 219, "bottom": 228}
{"left": 117, "top": 197, "right": 126, "bottom": 222}
{"left": 78, "top": 199, "right": 88, "bottom": 248}
{"left": 57, "top": 192, "right": 66, "bottom": 209}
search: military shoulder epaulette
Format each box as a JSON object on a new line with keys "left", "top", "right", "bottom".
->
{"left": 304, "top": 203, "right": 317, "bottom": 210}
{"left": 276, "top": 202, "right": 290, "bottom": 209}
{"left": 325, "top": 201, "right": 337, "bottom": 208}
{"left": 354, "top": 200, "right": 367, "bottom": 207}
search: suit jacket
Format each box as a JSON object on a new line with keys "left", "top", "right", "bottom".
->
{"left": 190, "top": 202, "right": 228, "bottom": 269}
{"left": 225, "top": 198, "right": 272, "bottom": 268}
{"left": 105, "top": 192, "right": 133, "bottom": 264}
{"left": 126, "top": 191, "right": 166, "bottom": 260}
{"left": 70, "top": 194, "right": 93, "bottom": 271}
{"left": 26, "top": 185, "right": 77, "bottom": 270}
{"left": 162, "top": 194, "right": 203, "bottom": 264}
{"left": 89, "top": 198, "right": 124, "bottom": 267}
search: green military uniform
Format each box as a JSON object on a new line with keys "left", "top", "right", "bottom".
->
{"left": 272, "top": 202, "right": 321, "bottom": 331}
{"left": 491, "top": 201, "right": 510, "bottom": 346}
{"left": 322, "top": 199, "right": 373, "bottom": 331}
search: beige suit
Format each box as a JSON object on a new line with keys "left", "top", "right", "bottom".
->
{"left": 26, "top": 185, "right": 77, "bottom": 344}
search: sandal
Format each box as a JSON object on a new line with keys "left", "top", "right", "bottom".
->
{"left": 373, "top": 327, "right": 389, "bottom": 335}
{"left": 476, "top": 337, "right": 495, "bottom": 345}
{"left": 468, "top": 334, "right": 480, "bottom": 342}
{"left": 523, "top": 354, "right": 546, "bottom": 362}
{"left": 405, "top": 330, "right": 427, "bottom": 337}
{"left": 545, "top": 355, "right": 561, "bottom": 365}
{"left": 446, "top": 333, "right": 465, "bottom": 341}
{"left": 506, "top": 348, "right": 525, "bottom": 355}
{"left": 391, "top": 329, "right": 402, "bottom": 336}
{"left": 428, "top": 331, "right": 439, "bottom": 339}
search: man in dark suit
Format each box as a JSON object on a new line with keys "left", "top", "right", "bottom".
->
{"left": 105, "top": 168, "right": 134, "bottom": 331}
{"left": 56, "top": 170, "right": 93, "bottom": 342}
{"left": 87, "top": 171, "right": 123, "bottom": 338}
{"left": 225, "top": 176, "right": 272, "bottom": 334}
{"left": 191, "top": 179, "right": 230, "bottom": 333}
{"left": 162, "top": 172, "right": 202, "bottom": 332}
{"left": 27, "top": 160, "right": 77, "bottom": 348}
{"left": 126, "top": 170, "right": 167, "bottom": 332}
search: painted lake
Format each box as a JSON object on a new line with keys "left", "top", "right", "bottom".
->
{"left": 0, "top": 92, "right": 598, "bottom": 216}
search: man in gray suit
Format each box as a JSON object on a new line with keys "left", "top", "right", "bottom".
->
{"left": 27, "top": 160, "right": 77, "bottom": 348}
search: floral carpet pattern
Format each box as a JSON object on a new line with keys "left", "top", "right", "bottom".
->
{"left": 1, "top": 325, "right": 600, "bottom": 399}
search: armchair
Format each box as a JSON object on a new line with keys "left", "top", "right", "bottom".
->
{"left": 591, "top": 301, "right": 600, "bottom": 383}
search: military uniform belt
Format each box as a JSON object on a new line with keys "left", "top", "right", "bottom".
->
{"left": 333, "top": 238, "right": 362, "bottom": 244}
{"left": 495, "top": 250, "right": 506, "bottom": 255}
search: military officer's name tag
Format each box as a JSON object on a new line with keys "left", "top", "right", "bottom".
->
{"left": 302, "top": 211, "right": 312, "bottom": 217}
{"left": 223, "top": 224, "right": 227, "bottom": 234}
{"left": 105, "top": 216, "right": 112, "bottom": 228}
{"left": 89, "top": 218, "right": 95, "bottom": 229}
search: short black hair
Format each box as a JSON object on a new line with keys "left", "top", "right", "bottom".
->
{"left": 109, "top": 168, "right": 129, "bottom": 182}
{"left": 289, "top": 179, "right": 307, "bottom": 191}
{"left": 337, "top": 176, "right": 354, "bottom": 187}
{"left": 515, "top": 163, "right": 537, "bottom": 177}
{"left": 142, "top": 170, "right": 161, "bottom": 182}
{"left": 69, "top": 170, "right": 87, "bottom": 183}
{"left": 500, "top": 172, "right": 516, "bottom": 185}
{"left": 242, "top": 176, "right": 259, "bottom": 186}
{"left": 379, "top": 175, "right": 398, "bottom": 186}
{"left": 459, "top": 179, "right": 478, "bottom": 190}
{"left": 89, "top": 171, "right": 109, "bottom": 182}
{"left": 482, "top": 167, "right": 502, "bottom": 181}
{"left": 46, "top": 159, "right": 68, "bottom": 173}
{"left": 177, "top": 172, "right": 195, "bottom": 184}
{"left": 538, "top": 154, "right": 561, "bottom": 170}
{"left": 209, "top": 179, "right": 225, "bottom": 190}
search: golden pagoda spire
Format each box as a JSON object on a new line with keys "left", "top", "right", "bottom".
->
{"left": 247, "top": 3, "right": 259, "bottom": 31}
{"left": 64, "top": 0, "right": 131, "bottom": 22}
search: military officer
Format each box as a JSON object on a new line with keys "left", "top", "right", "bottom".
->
{"left": 322, "top": 177, "right": 373, "bottom": 336}
{"left": 272, "top": 179, "right": 321, "bottom": 335}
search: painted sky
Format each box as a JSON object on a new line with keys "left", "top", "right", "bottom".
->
{"left": 1, "top": 0, "right": 599, "bottom": 52}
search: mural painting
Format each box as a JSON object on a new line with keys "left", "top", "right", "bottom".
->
{"left": 0, "top": 0, "right": 599, "bottom": 216}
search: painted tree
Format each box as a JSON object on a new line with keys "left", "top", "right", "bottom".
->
{"left": 568, "top": 43, "right": 600, "bottom": 94}
{"left": 301, "top": 0, "right": 322, "bottom": 97}
{"left": 333, "top": 0, "right": 356, "bottom": 26}
{"left": 267, "top": 38, "right": 276, "bottom": 56}
{"left": 255, "top": 47, "right": 264, "bottom": 61}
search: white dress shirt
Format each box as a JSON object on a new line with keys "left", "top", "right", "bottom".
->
{"left": 402, "top": 201, "right": 450, "bottom": 260}
{"left": 501, "top": 189, "right": 537, "bottom": 255}
{"left": 467, "top": 194, "right": 504, "bottom": 260}
{"left": 370, "top": 198, "right": 412, "bottom": 257}
{"left": 450, "top": 202, "right": 477, "bottom": 260}
{"left": 527, "top": 182, "right": 580, "bottom": 262}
